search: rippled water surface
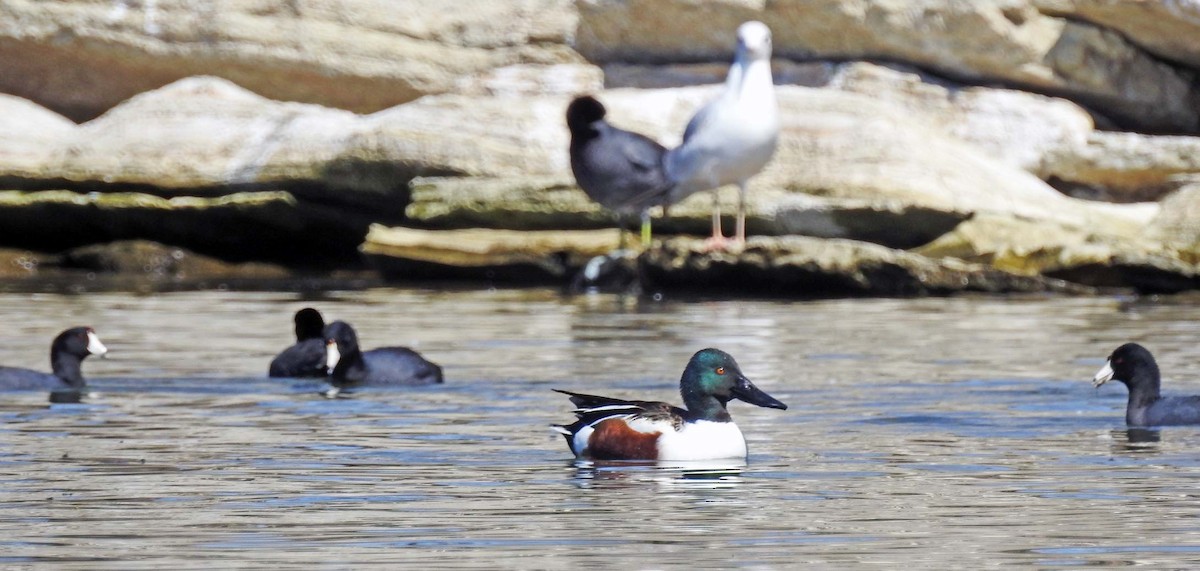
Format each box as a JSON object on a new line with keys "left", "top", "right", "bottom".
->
{"left": 2, "top": 288, "right": 1200, "bottom": 568}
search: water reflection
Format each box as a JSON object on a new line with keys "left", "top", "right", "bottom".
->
{"left": 571, "top": 459, "right": 746, "bottom": 489}
{"left": 1120, "top": 427, "right": 1162, "bottom": 445}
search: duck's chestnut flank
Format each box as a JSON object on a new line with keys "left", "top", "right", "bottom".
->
{"left": 587, "top": 418, "right": 663, "bottom": 460}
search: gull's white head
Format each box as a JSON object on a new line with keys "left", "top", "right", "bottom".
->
{"left": 736, "top": 21, "right": 773, "bottom": 61}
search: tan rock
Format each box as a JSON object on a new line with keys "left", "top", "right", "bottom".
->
{"left": 361, "top": 224, "right": 623, "bottom": 280}
{"left": 1037, "top": 0, "right": 1200, "bottom": 68}
{"left": 576, "top": 0, "right": 1200, "bottom": 131}
{"left": 913, "top": 213, "right": 1127, "bottom": 276}
{"left": 57, "top": 240, "right": 291, "bottom": 280}
{"left": 0, "top": 95, "right": 76, "bottom": 179}
{"left": 607, "top": 61, "right": 1097, "bottom": 176}
{"left": 3, "top": 76, "right": 1159, "bottom": 252}
{"left": 389, "top": 84, "right": 1153, "bottom": 247}
{"left": 640, "top": 235, "right": 1087, "bottom": 295}
{"left": 1045, "top": 132, "right": 1200, "bottom": 202}
{"left": 0, "top": 0, "right": 579, "bottom": 121}
{"left": 913, "top": 211, "right": 1200, "bottom": 293}
{"left": 1148, "top": 180, "right": 1200, "bottom": 264}
{"left": 0, "top": 247, "right": 46, "bottom": 278}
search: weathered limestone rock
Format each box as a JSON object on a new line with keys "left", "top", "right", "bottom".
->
{"left": 0, "top": 0, "right": 579, "bottom": 121}
{"left": 0, "top": 247, "right": 46, "bottom": 278}
{"left": 607, "top": 61, "right": 1098, "bottom": 176}
{"left": 56, "top": 240, "right": 291, "bottom": 280}
{"left": 640, "top": 236, "right": 1087, "bottom": 296}
{"left": 452, "top": 63, "right": 604, "bottom": 98}
{"left": 361, "top": 225, "right": 623, "bottom": 281}
{"left": 1, "top": 74, "right": 1168, "bottom": 245}
{"left": 404, "top": 175, "right": 966, "bottom": 249}
{"left": 55, "top": 78, "right": 365, "bottom": 189}
{"left": 914, "top": 212, "right": 1200, "bottom": 293}
{"left": 1147, "top": 180, "right": 1200, "bottom": 264}
{"left": 395, "top": 85, "right": 1154, "bottom": 249}
{"left": 1, "top": 74, "right": 1177, "bottom": 281}
{"left": 577, "top": 0, "right": 1200, "bottom": 132}
{"left": 0, "top": 95, "right": 76, "bottom": 179}
{"left": 1045, "top": 132, "right": 1200, "bottom": 202}
{"left": 405, "top": 176, "right": 616, "bottom": 230}
{"left": 1036, "top": 0, "right": 1200, "bottom": 68}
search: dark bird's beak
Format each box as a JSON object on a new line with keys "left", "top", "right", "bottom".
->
{"left": 1092, "top": 360, "right": 1114, "bottom": 388}
{"left": 731, "top": 375, "right": 788, "bottom": 410}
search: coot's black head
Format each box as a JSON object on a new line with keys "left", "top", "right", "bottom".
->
{"left": 1094, "top": 343, "right": 1160, "bottom": 390}
{"left": 323, "top": 320, "right": 360, "bottom": 356}
{"left": 294, "top": 307, "right": 325, "bottom": 341}
{"left": 566, "top": 95, "right": 607, "bottom": 134}
{"left": 52, "top": 327, "right": 108, "bottom": 361}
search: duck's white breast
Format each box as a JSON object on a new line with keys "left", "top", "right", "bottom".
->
{"left": 656, "top": 420, "right": 747, "bottom": 461}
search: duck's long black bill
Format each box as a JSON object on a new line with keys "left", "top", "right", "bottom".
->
{"left": 732, "top": 376, "right": 788, "bottom": 410}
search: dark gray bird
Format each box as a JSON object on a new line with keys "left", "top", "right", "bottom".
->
{"left": 323, "top": 320, "right": 443, "bottom": 396}
{"left": 1093, "top": 343, "right": 1200, "bottom": 426}
{"left": 0, "top": 327, "right": 107, "bottom": 393}
{"left": 567, "top": 95, "right": 671, "bottom": 247}
{"left": 268, "top": 307, "right": 327, "bottom": 378}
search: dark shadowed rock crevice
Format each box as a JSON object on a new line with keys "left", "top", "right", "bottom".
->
{"left": 0, "top": 190, "right": 374, "bottom": 267}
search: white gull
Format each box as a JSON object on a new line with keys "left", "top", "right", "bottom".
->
{"left": 664, "top": 21, "right": 779, "bottom": 248}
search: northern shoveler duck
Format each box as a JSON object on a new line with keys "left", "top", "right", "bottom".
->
{"left": 552, "top": 348, "right": 788, "bottom": 461}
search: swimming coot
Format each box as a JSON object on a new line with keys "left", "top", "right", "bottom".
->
{"left": 0, "top": 327, "right": 108, "bottom": 392}
{"left": 268, "top": 308, "right": 328, "bottom": 378}
{"left": 323, "top": 320, "right": 443, "bottom": 390}
{"left": 1093, "top": 342, "right": 1200, "bottom": 426}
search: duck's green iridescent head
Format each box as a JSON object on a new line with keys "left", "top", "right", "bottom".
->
{"left": 680, "top": 348, "right": 787, "bottom": 420}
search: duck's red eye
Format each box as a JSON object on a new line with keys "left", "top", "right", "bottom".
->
{"left": 715, "top": 367, "right": 725, "bottom": 375}
{"left": 1115, "top": 357, "right": 1123, "bottom": 364}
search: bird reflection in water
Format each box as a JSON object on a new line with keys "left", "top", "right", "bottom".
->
{"left": 569, "top": 458, "right": 746, "bottom": 489}
{"left": 1111, "top": 427, "right": 1161, "bottom": 455}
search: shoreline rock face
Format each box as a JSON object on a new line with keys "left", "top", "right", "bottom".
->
{"left": 576, "top": 0, "right": 1200, "bottom": 133}
{"left": 2, "top": 1, "right": 1200, "bottom": 296}
{"left": 0, "top": 0, "right": 579, "bottom": 121}
{"left": 641, "top": 236, "right": 1088, "bottom": 297}
{"left": 361, "top": 225, "right": 623, "bottom": 282}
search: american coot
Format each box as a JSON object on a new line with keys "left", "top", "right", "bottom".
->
{"left": 268, "top": 308, "right": 328, "bottom": 378}
{"left": 0, "top": 327, "right": 108, "bottom": 391}
{"left": 552, "top": 348, "right": 788, "bottom": 461}
{"left": 567, "top": 95, "right": 671, "bottom": 247}
{"left": 1093, "top": 342, "right": 1200, "bottom": 426}
{"left": 664, "top": 21, "right": 779, "bottom": 248}
{"left": 323, "top": 321, "right": 443, "bottom": 391}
